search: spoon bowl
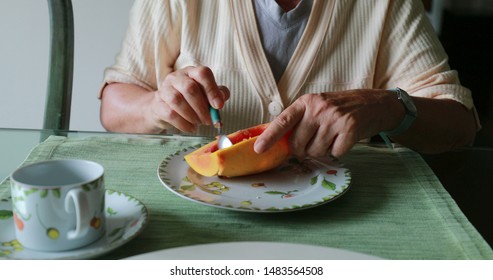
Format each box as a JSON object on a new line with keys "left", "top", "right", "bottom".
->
{"left": 217, "top": 134, "right": 233, "bottom": 149}
{"left": 209, "top": 106, "right": 233, "bottom": 149}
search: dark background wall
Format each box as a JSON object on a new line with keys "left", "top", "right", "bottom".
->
{"left": 437, "top": 2, "right": 493, "bottom": 147}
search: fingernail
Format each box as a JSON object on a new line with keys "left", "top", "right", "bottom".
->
{"left": 219, "top": 87, "right": 229, "bottom": 100}
{"left": 212, "top": 97, "right": 222, "bottom": 109}
{"left": 254, "top": 139, "right": 265, "bottom": 154}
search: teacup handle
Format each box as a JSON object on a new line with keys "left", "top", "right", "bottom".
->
{"left": 64, "top": 188, "right": 91, "bottom": 239}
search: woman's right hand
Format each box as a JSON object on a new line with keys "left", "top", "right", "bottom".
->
{"left": 148, "top": 66, "right": 230, "bottom": 132}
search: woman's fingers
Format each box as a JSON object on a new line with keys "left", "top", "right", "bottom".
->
{"left": 254, "top": 101, "right": 304, "bottom": 154}
{"left": 156, "top": 66, "right": 230, "bottom": 132}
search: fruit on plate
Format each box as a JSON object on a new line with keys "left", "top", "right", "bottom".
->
{"left": 184, "top": 123, "right": 290, "bottom": 177}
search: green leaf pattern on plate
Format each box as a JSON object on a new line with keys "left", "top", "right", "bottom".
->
{"left": 265, "top": 190, "right": 298, "bottom": 198}
{"left": 179, "top": 177, "right": 230, "bottom": 195}
{"left": 311, "top": 174, "right": 337, "bottom": 191}
{"left": 322, "top": 179, "right": 336, "bottom": 191}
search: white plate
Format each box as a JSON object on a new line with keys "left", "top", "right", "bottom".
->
{"left": 158, "top": 147, "right": 351, "bottom": 212}
{"left": 125, "top": 242, "right": 380, "bottom": 260}
{"left": 0, "top": 190, "right": 148, "bottom": 259}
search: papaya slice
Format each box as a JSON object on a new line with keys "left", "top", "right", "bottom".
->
{"left": 184, "top": 123, "right": 290, "bottom": 177}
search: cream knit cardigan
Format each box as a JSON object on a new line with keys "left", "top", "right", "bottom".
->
{"left": 102, "top": 0, "right": 477, "bottom": 136}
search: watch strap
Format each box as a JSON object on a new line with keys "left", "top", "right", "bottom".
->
{"left": 379, "top": 88, "right": 417, "bottom": 148}
{"left": 381, "top": 113, "right": 416, "bottom": 137}
{"left": 379, "top": 115, "right": 415, "bottom": 149}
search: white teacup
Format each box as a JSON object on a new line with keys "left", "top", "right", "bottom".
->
{"left": 10, "top": 159, "right": 105, "bottom": 251}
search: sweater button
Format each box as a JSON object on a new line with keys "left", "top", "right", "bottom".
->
{"left": 268, "top": 101, "right": 283, "bottom": 116}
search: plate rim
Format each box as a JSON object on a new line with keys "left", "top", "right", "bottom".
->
{"left": 124, "top": 241, "right": 380, "bottom": 260}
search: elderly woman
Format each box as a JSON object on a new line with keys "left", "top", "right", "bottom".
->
{"left": 100, "top": 0, "right": 479, "bottom": 158}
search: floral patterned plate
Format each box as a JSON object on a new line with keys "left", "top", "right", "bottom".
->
{"left": 158, "top": 147, "right": 351, "bottom": 212}
{"left": 0, "top": 190, "right": 148, "bottom": 259}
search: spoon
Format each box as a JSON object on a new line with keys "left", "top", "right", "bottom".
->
{"left": 209, "top": 106, "right": 233, "bottom": 149}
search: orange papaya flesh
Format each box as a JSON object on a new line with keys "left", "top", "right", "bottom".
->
{"left": 184, "top": 123, "right": 291, "bottom": 177}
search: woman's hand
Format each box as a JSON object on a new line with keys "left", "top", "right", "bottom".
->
{"left": 100, "top": 66, "right": 230, "bottom": 134}
{"left": 148, "top": 66, "right": 230, "bottom": 132}
{"left": 254, "top": 89, "right": 403, "bottom": 158}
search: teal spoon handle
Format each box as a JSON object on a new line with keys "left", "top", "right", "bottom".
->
{"left": 209, "top": 105, "right": 221, "bottom": 125}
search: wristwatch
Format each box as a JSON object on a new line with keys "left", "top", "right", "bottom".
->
{"left": 379, "top": 88, "right": 417, "bottom": 147}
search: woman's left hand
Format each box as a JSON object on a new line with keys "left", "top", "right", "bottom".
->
{"left": 254, "top": 89, "right": 403, "bottom": 158}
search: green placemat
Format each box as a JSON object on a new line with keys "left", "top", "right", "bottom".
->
{"left": 1, "top": 135, "right": 492, "bottom": 259}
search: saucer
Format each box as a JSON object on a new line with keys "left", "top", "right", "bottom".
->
{"left": 0, "top": 190, "right": 148, "bottom": 259}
